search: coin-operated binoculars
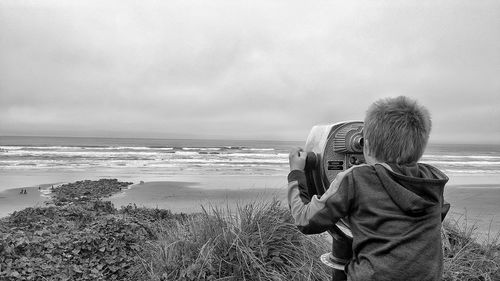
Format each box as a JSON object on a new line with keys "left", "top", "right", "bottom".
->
{"left": 303, "top": 121, "right": 364, "bottom": 281}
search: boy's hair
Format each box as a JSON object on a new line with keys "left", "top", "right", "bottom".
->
{"left": 364, "top": 96, "right": 431, "bottom": 164}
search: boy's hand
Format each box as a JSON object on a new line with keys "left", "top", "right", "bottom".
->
{"left": 289, "top": 147, "right": 307, "bottom": 171}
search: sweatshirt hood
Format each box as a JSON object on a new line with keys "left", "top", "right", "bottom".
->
{"left": 374, "top": 163, "right": 448, "bottom": 215}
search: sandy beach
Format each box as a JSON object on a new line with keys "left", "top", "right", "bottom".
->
{"left": 108, "top": 181, "right": 287, "bottom": 213}
{"left": 0, "top": 176, "right": 288, "bottom": 218}
{"left": 0, "top": 184, "right": 52, "bottom": 217}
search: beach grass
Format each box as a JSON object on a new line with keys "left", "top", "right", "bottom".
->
{"left": 442, "top": 217, "right": 500, "bottom": 281}
{"left": 139, "top": 200, "right": 332, "bottom": 281}
{"left": 0, "top": 179, "right": 499, "bottom": 280}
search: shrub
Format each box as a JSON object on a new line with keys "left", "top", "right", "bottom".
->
{"left": 51, "top": 179, "right": 132, "bottom": 205}
{"left": 0, "top": 201, "right": 151, "bottom": 280}
{"left": 120, "top": 204, "right": 190, "bottom": 224}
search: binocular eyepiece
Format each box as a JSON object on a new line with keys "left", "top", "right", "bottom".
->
{"left": 351, "top": 136, "right": 364, "bottom": 153}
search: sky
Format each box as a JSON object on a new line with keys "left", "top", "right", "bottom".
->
{"left": 0, "top": 0, "right": 499, "bottom": 144}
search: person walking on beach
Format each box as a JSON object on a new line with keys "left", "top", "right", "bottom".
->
{"left": 287, "top": 96, "right": 449, "bottom": 280}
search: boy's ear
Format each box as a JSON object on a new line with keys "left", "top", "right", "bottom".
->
{"left": 364, "top": 139, "right": 370, "bottom": 155}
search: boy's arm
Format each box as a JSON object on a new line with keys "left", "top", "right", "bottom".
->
{"left": 287, "top": 148, "right": 354, "bottom": 234}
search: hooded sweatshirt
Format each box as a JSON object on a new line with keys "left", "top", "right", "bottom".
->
{"left": 287, "top": 163, "right": 449, "bottom": 281}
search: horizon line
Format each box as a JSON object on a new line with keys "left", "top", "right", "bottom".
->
{"left": 0, "top": 134, "right": 498, "bottom": 146}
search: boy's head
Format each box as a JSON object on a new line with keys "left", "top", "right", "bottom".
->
{"left": 363, "top": 96, "right": 431, "bottom": 164}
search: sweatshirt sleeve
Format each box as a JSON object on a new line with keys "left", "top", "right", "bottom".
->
{"left": 441, "top": 200, "right": 450, "bottom": 221}
{"left": 287, "top": 169, "right": 354, "bottom": 234}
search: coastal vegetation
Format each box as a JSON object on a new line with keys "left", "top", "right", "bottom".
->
{"left": 0, "top": 179, "right": 498, "bottom": 280}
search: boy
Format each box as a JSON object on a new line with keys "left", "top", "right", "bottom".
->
{"left": 287, "top": 96, "right": 449, "bottom": 281}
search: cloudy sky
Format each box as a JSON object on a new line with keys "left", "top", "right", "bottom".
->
{"left": 0, "top": 0, "right": 499, "bottom": 144}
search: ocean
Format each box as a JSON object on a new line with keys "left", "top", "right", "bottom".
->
{"left": 1, "top": 136, "right": 500, "bottom": 191}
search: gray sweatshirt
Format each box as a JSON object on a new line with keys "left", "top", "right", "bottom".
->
{"left": 287, "top": 163, "right": 449, "bottom": 281}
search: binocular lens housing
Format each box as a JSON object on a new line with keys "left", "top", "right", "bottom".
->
{"left": 344, "top": 133, "right": 364, "bottom": 154}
